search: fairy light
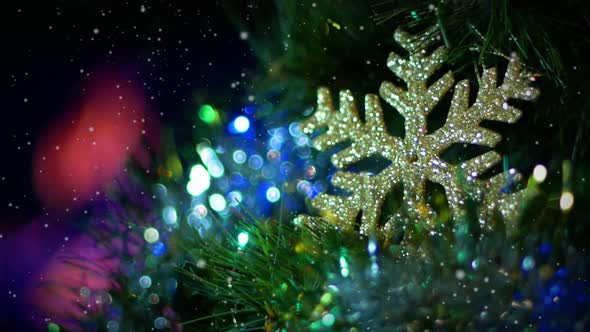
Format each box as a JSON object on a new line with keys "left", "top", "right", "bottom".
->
{"left": 265, "top": 186, "right": 281, "bottom": 203}
{"left": 139, "top": 275, "right": 152, "bottom": 288}
{"left": 229, "top": 115, "right": 250, "bottom": 134}
{"left": 193, "top": 204, "right": 208, "bottom": 218}
{"left": 228, "top": 191, "right": 242, "bottom": 207}
{"left": 339, "top": 255, "right": 350, "bottom": 278}
{"left": 198, "top": 104, "right": 220, "bottom": 125}
{"left": 368, "top": 236, "right": 379, "bottom": 277}
{"left": 143, "top": 227, "right": 159, "bottom": 243}
{"left": 560, "top": 191, "right": 574, "bottom": 211}
{"left": 248, "top": 154, "right": 263, "bottom": 169}
{"left": 187, "top": 164, "right": 210, "bottom": 196}
{"left": 152, "top": 242, "right": 167, "bottom": 256}
{"left": 368, "top": 237, "right": 377, "bottom": 255}
{"left": 162, "top": 205, "right": 177, "bottom": 225}
{"left": 232, "top": 150, "right": 247, "bottom": 164}
{"left": 533, "top": 164, "right": 547, "bottom": 183}
{"left": 237, "top": 232, "right": 249, "bottom": 248}
{"left": 209, "top": 193, "right": 227, "bottom": 212}
{"left": 197, "top": 143, "right": 225, "bottom": 178}
{"left": 321, "top": 313, "right": 336, "bottom": 327}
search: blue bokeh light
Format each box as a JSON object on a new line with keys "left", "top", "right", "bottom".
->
{"left": 229, "top": 116, "right": 250, "bottom": 134}
{"left": 152, "top": 242, "right": 167, "bottom": 256}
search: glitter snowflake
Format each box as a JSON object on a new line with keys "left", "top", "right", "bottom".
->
{"left": 300, "top": 27, "right": 539, "bottom": 239}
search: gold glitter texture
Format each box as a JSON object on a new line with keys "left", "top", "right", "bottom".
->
{"left": 300, "top": 27, "right": 539, "bottom": 239}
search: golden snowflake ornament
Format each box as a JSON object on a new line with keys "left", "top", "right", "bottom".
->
{"left": 300, "top": 27, "right": 539, "bottom": 239}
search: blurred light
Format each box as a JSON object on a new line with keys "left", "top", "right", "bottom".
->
{"left": 143, "top": 227, "right": 159, "bottom": 243}
{"left": 266, "top": 149, "right": 280, "bottom": 161}
{"left": 266, "top": 186, "right": 281, "bottom": 203}
{"left": 296, "top": 146, "right": 311, "bottom": 159}
{"left": 533, "top": 164, "right": 547, "bottom": 183}
{"left": 368, "top": 238, "right": 377, "bottom": 255}
{"left": 47, "top": 323, "right": 61, "bottom": 332}
{"left": 217, "top": 175, "right": 230, "bottom": 191}
{"left": 233, "top": 150, "right": 247, "bottom": 164}
{"left": 106, "top": 321, "right": 119, "bottom": 332}
{"left": 274, "top": 127, "right": 288, "bottom": 139}
{"left": 188, "top": 212, "right": 211, "bottom": 234}
{"left": 243, "top": 105, "right": 256, "bottom": 115}
{"left": 80, "top": 286, "right": 91, "bottom": 298}
{"left": 248, "top": 155, "right": 263, "bottom": 169}
{"left": 305, "top": 166, "right": 316, "bottom": 179}
{"left": 162, "top": 206, "right": 177, "bottom": 225}
{"left": 153, "top": 183, "right": 168, "bottom": 198}
{"left": 229, "top": 116, "right": 250, "bottom": 134}
{"left": 154, "top": 317, "right": 168, "bottom": 330}
{"left": 339, "top": 256, "right": 350, "bottom": 278}
{"left": 288, "top": 122, "right": 302, "bottom": 137}
{"left": 261, "top": 165, "right": 277, "bottom": 179}
{"left": 313, "top": 181, "right": 328, "bottom": 194}
{"left": 320, "top": 292, "right": 332, "bottom": 305}
{"left": 237, "top": 232, "right": 249, "bottom": 248}
{"left": 194, "top": 204, "right": 208, "bottom": 218}
{"left": 230, "top": 172, "right": 248, "bottom": 188}
{"left": 322, "top": 313, "right": 335, "bottom": 327}
{"left": 560, "top": 191, "right": 574, "bottom": 211}
{"left": 197, "top": 144, "right": 225, "bottom": 178}
{"left": 209, "top": 193, "right": 227, "bottom": 211}
{"left": 207, "top": 159, "right": 225, "bottom": 178}
{"left": 198, "top": 104, "right": 219, "bottom": 125}
{"left": 295, "top": 135, "right": 309, "bottom": 146}
{"left": 297, "top": 180, "right": 312, "bottom": 196}
{"left": 187, "top": 164, "right": 210, "bottom": 196}
{"left": 196, "top": 143, "right": 215, "bottom": 160}
{"left": 152, "top": 242, "right": 167, "bottom": 256}
{"left": 279, "top": 161, "right": 294, "bottom": 176}
{"left": 269, "top": 136, "right": 283, "bottom": 150}
{"left": 455, "top": 269, "right": 466, "bottom": 280}
{"left": 139, "top": 275, "right": 152, "bottom": 288}
{"left": 228, "top": 191, "right": 242, "bottom": 207}
{"left": 522, "top": 256, "right": 535, "bottom": 271}
{"left": 148, "top": 293, "right": 160, "bottom": 304}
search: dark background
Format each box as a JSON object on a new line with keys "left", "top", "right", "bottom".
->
{"left": 0, "top": 0, "right": 254, "bottom": 328}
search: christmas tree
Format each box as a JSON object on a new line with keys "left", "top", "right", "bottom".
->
{"left": 14, "top": 1, "right": 590, "bottom": 331}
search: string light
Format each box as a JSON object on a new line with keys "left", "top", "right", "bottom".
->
{"left": 143, "top": 227, "right": 159, "bottom": 243}
{"left": 162, "top": 205, "right": 177, "bottom": 225}
{"left": 209, "top": 193, "right": 227, "bottom": 212}
{"left": 533, "top": 164, "right": 548, "bottom": 183}
{"left": 187, "top": 164, "right": 210, "bottom": 196}
{"left": 232, "top": 150, "right": 247, "bottom": 164}
{"left": 265, "top": 186, "right": 281, "bottom": 203}
{"left": 237, "top": 232, "right": 249, "bottom": 248}
{"left": 198, "top": 104, "right": 220, "bottom": 125}
{"left": 560, "top": 191, "right": 574, "bottom": 211}
{"left": 139, "top": 275, "right": 152, "bottom": 288}
{"left": 229, "top": 115, "right": 250, "bottom": 134}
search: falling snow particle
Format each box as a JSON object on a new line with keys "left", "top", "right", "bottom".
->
{"left": 239, "top": 31, "right": 249, "bottom": 40}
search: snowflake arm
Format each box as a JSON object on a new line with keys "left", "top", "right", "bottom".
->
{"left": 301, "top": 27, "right": 539, "bottom": 239}
{"left": 301, "top": 89, "right": 401, "bottom": 235}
